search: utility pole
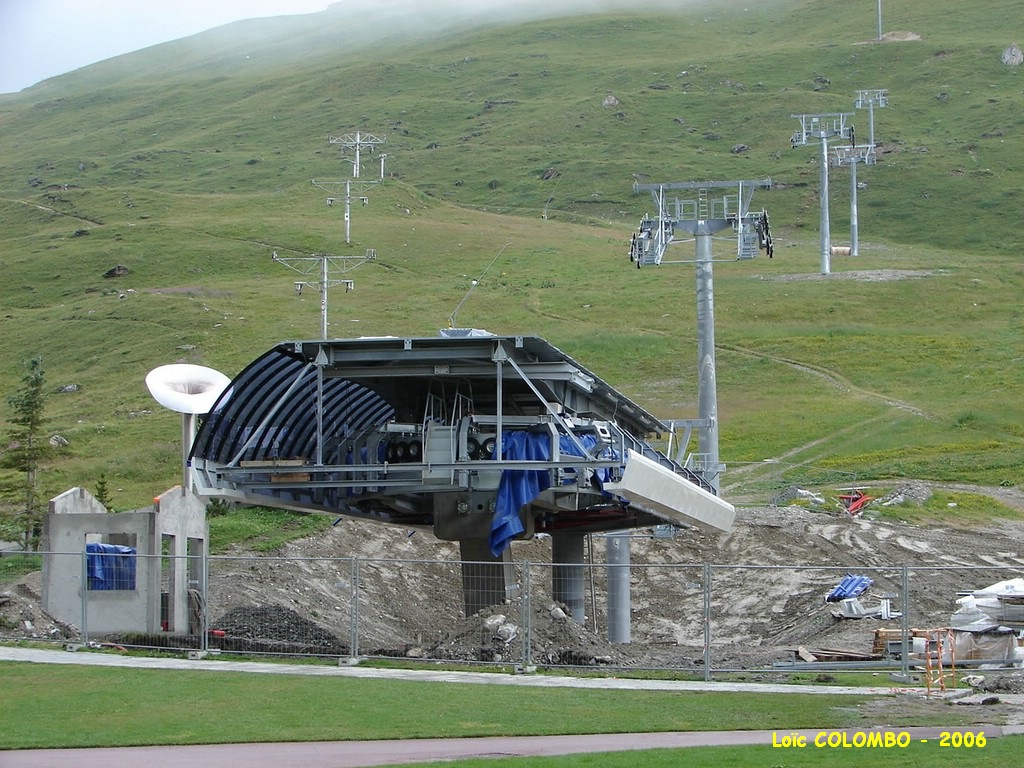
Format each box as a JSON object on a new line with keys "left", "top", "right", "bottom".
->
{"left": 790, "top": 113, "right": 854, "bottom": 275}
{"left": 832, "top": 144, "right": 875, "bottom": 257}
{"left": 830, "top": 90, "right": 887, "bottom": 257}
{"left": 316, "top": 131, "right": 386, "bottom": 244}
{"left": 322, "top": 180, "right": 369, "bottom": 246}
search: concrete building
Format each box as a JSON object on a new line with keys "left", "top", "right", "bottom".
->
{"left": 41, "top": 486, "right": 207, "bottom": 637}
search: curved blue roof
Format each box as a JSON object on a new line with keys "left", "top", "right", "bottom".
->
{"left": 191, "top": 344, "right": 394, "bottom": 465}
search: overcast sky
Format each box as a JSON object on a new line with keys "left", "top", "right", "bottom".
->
{"left": 0, "top": 0, "right": 330, "bottom": 94}
{"left": 0, "top": 0, "right": 710, "bottom": 95}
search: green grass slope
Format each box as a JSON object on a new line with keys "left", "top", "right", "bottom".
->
{"left": 0, "top": 0, "right": 1022, "bottom": 510}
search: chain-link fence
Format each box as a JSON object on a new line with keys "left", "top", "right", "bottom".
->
{"left": 2, "top": 550, "right": 1021, "bottom": 678}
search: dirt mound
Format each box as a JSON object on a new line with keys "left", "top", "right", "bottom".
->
{"left": 211, "top": 605, "right": 347, "bottom": 655}
{"left": 767, "top": 269, "right": 942, "bottom": 283}
{"left": 415, "top": 601, "right": 640, "bottom": 667}
{"left": 881, "top": 31, "right": 922, "bottom": 42}
{"left": 878, "top": 481, "right": 933, "bottom": 506}
{"left": 4, "top": 487, "right": 1023, "bottom": 676}
{"left": 196, "top": 499, "right": 1024, "bottom": 671}
{"left": 0, "top": 572, "right": 76, "bottom": 642}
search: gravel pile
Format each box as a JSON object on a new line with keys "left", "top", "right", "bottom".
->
{"left": 879, "top": 481, "right": 933, "bottom": 506}
{"left": 210, "top": 605, "right": 347, "bottom": 655}
{"left": 975, "top": 673, "right": 1024, "bottom": 694}
{"left": 770, "top": 486, "right": 826, "bottom": 508}
{"left": 407, "top": 600, "right": 677, "bottom": 668}
{"left": 0, "top": 573, "right": 77, "bottom": 642}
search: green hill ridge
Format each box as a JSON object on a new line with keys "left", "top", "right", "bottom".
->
{"left": 0, "top": 0, "right": 1021, "bottom": 515}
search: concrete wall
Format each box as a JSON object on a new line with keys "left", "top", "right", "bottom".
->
{"left": 49, "top": 487, "right": 109, "bottom": 517}
{"left": 41, "top": 486, "right": 207, "bottom": 637}
{"left": 153, "top": 487, "right": 208, "bottom": 633}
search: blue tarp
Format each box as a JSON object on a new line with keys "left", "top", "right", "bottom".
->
{"left": 490, "top": 432, "right": 550, "bottom": 557}
{"left": 558, "top": 434, "right": 613, "bottom": 486}
{"left": 825, "top": 574, "right": 872, "bottom": 602}
{"left": 86, "top": 543, "right": 137, "bottom": 591}
{"left": 489, "top": 431, "right": 616, "bottom": 557}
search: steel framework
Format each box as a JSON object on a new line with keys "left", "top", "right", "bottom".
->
{"left": 629, "top": 179, "right": 772, "bottom": 493}
{"left": 790, "top": 113, "right": 854, "bottom": 274}
{"left": 271, "top": 250, "right": 375, "bottom": 338}
{"left": 328, "top": 130, "right": 386, "bottom": 179}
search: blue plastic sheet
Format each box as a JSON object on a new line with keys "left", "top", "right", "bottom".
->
{"left": 489, "top": 431, "right": 550, "bottom": 557}
{"left": 86, "top": 542, "right": 137, "bottom": 591}
{"left": 489, "top": 431, "right": 618, "bottom": 557}
{"left": 825, "top": 574, "right": 872, "bottom": 602}
{"left": 558, "top": 434, "right": 615, "bottom": 486}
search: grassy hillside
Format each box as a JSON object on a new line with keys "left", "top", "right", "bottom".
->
{"left": 0, "top": 0, "right": 1022, "bottom": 513}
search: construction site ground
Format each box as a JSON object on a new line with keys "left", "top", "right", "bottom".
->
{"left": 4, "top": 480, "right": 1024, "bottom": 725}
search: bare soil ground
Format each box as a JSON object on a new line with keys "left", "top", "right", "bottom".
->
{"left": 4, "top": 480, "right": 1024, "bottom": 721}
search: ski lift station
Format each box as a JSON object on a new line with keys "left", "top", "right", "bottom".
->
{"left": 165, "top": 332, "right": 735, "bottom": 620}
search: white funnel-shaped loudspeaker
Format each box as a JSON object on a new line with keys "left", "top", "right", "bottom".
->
{"left": 145, "top": 364, "right": 231, "bottom": 415}
{"left": 146, "top": 364, "right": 231, "bottom": 493}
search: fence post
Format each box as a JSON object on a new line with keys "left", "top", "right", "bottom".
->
{"left": 703, "top": 562, "right": 712, "bottom": 682}
{"left": 349, "top": 557, "right": 360, "bottom": 661}
{"left": 520, "top": 562, "right": 532, "bottom": 669}
{"left": 80, "top": 551, "right": 89, "bottom": 644}
{"left": 900, "top": 565, "right": 911, "bottom": 679}
{"left": 201, "top": 548, "right": 209, "bottom": 652}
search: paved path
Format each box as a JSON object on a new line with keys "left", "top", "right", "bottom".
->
{"left": 4, "top": 646, "right": 1021, "bottom": 767}
{"left": 9, "top": 727, "right": 1019, "bottom": 768}
{"left": 0, "top": 646, "right": 912, "bottom": 695}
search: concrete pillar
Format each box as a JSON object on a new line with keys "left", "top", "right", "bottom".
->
{"left": 850, "top": 159, "right": 860, "bottom": 257}
{"left": 606, "top": 532, "right": 632, "bottom": 643}
{"left": 459, "top": 538, "right": 518, "bottom": 617}
{"left": 552, "top": 532, "right": 586, "bottom": 623}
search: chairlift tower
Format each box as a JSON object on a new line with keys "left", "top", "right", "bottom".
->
{"left": 313, "top": 179, "right": 369, "bottom": 245}
{"left": 328, "top": 131, "right": 386, "bottom": 180}
{"left": 832, "top": 144, "right": 876, "bottom": 257}
{"left": 318, "top": 132, "right": 386, "bottom": 244}
{"left": 854, "top": 89, "right": 888, "bottom": 151}
{"left": 630, "top": 178, "right": 773, "bottom": 494}
{"left": 271, "top": 249, "right": 375, "bottom": 339}
{"left": 790, "top": 113, "right": 854, "bottom": 275}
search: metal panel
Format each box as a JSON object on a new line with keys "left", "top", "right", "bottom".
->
{"left": 608, "top": 450, "right": 735, "bottom": 533}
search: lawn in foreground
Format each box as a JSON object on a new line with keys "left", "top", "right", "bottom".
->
{"left": 0, "top": 660, "right": 996, "bottom": 751}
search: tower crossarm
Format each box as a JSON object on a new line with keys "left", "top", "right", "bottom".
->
{"left": 790, "top": 112, "right": 855, "bottom": 146}
{"left": 832, "top": 144, "right": 877, "bottom": 167}
{"left": 632, "top": 179, "right": 772, "bottom": 233}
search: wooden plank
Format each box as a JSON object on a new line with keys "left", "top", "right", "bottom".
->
{"left": 797, "top": 646, "right": 818, "bottom": 663}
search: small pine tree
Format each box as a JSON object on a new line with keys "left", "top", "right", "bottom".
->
{"left": 2, "top": 357, "right": 49, "bottom": 550}
{"left": 95, "top": 472, "right": 113, "bottom": 511}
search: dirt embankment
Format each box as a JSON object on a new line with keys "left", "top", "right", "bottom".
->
{"left": 4, "top": 482, "right": 1023, "bottom": 679}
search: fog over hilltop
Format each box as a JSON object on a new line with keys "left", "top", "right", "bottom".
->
{"left": 0, "top": 0, "right": 736, "bottom": 94}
